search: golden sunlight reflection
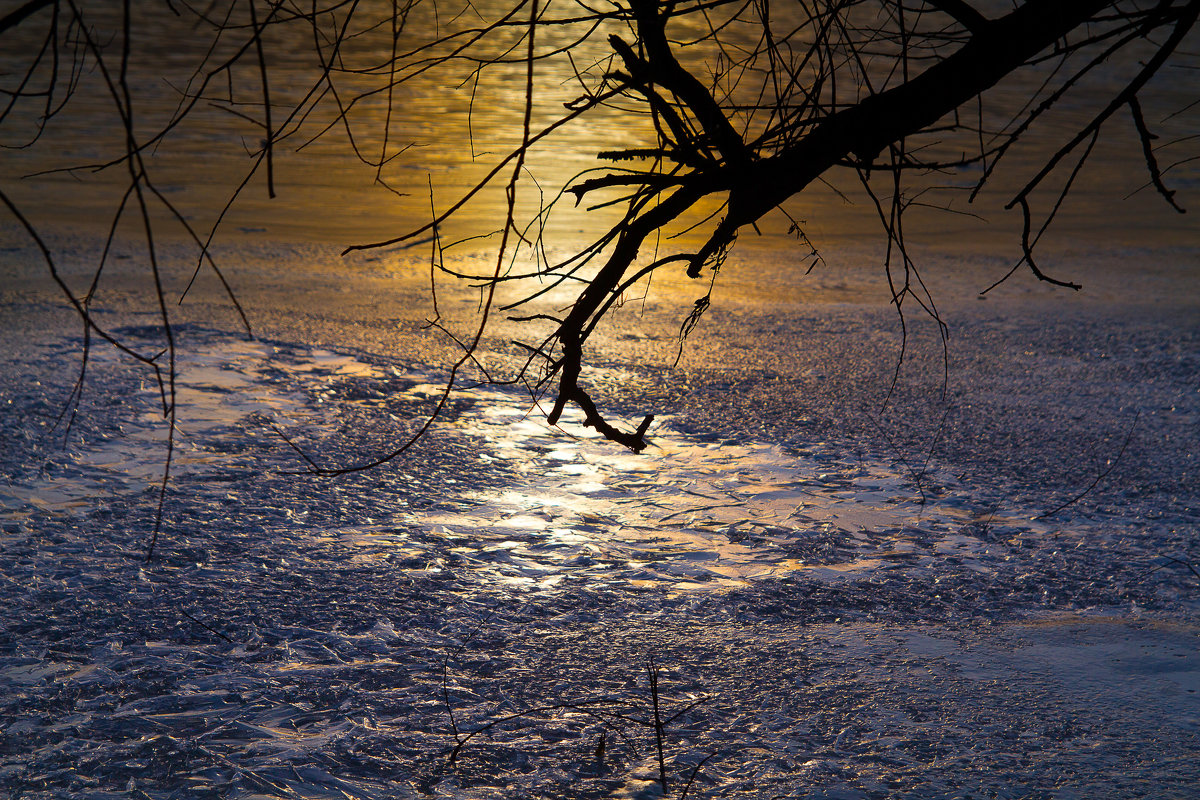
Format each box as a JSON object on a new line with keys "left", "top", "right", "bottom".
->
{"left": 4, "top": 0, "right": 1193, "bottom": 276}
{"left": 391, "top": 362, "right": 1038, "bottom": 594}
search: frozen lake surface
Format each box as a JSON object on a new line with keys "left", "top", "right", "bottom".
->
{"left": 2, "top": 319, "right": 1197, "bottom": 798}
{"left": 2, "top": 0, "right": 1198, "bottom": 789}
{"left": 3, "top": 331, "right": 1047, "bottom": 591}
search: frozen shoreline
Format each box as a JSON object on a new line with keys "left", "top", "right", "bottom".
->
{"left": 1, "top": 236, "right": 1198, "bottom": 797}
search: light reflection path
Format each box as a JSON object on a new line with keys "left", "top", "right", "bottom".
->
{"left": 401, "top": 379, "right": 1029, "bottom": 593}
{"left": 2, "top": 333, "right": 1045, "bottom": 591}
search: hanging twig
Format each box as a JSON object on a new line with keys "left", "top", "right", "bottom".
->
{"left": 1036, "top": 411, "right": 1140, "bottom": 520}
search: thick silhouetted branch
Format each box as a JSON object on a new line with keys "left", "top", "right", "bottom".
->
{"left": 4, "top": 0, "right": 1196, "bottom": 475}
{"left": 540, "top": 0, "right": 1153, "bottom": 448}
{"left": 0, "top": 0, "right": 54, "bottom": 36}
{"left": 728, "top": 0, "right": 1114, "bottom": 231}
{"left": 925, "top": 0, "right": 987, "bottom": 33}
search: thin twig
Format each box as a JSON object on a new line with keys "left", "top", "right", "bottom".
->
{"left": 1036, "top": 411, "right": 1140, "bottom": 520}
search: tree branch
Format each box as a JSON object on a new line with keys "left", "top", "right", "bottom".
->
{"left": 924, "top": 0, "right": 988, "bottom": 33}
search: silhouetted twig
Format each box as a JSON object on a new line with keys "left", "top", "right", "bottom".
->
{"left": 1036, "top": 411, "right": 1140, "bottom": 520}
